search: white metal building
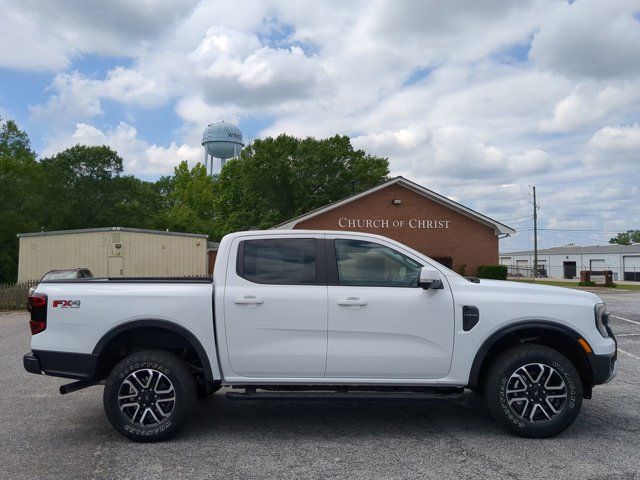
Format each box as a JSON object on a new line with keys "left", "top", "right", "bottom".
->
{"left": 17, "top": 227, "right": 208, "bottom": 282}
{"left": 500, "top": 244, "right": 640, "bottom": 281}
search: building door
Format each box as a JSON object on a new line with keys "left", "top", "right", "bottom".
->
{"left": 223, "top": 236, "right": 327, "bottom": 378}
{"left": 563, "top": 261, "right": 576, "bottom": 279}
{"left": 516, "top": 259, "right": 529, "bottom": 277}
{"left": 325, "top": 237, "right": 454, "bottom": 379}
{"left": 108, "top": 256, "right": 124, "bottom": 277}
{"left": 590, "top": 259, "right": 606, "bottom": 275}
{"left": 623, "top": 256, "right": 640, "bottom": 281}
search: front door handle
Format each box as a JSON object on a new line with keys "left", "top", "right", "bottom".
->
{"left": 234, "top": 295, "right": 264, "bottom": 305}
{"left": 337, "top": 297, "right": 368, "bottom": 307}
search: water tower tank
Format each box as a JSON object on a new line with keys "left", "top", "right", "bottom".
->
{"left": 201, "top": 121, "right": 244, "bottom": 175}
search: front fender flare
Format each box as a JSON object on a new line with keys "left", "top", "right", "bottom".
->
{"left": 467, "top": 320, "right": 584, "bottom": 389}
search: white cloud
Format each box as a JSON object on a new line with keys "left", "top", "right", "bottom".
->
{"left": 175, "top": 96, "right": 242, "bottom": 127}
{"left": 530, "top": 0, "right": 640, "bottom": 79}
{"left": 353, "top": 125, "right": 552, "bottom": 180}
{"left": 508, "top": 149, "right": 552, "bottom": 174}
{"left": 540, "top": 81, "right": 640, "bottom": 132}
{"left": 30, "top": 72, "right": 103, "bottom": 124}
{"left": 0, "top": 0, "right": 200, "bottom": 71}
{"left": 188, "top": 27, "right": 327, "bottom": 107}
{"left": 5, "top": 0, "right": 639, "bottom": 251}
{"left": 586, "top": 123, "right": 640, "bottom": 167}
{"left": 589, "top": 123, "right": 640, "bottom": 151}
{"left": 101, "top": 67, "right": 171, "bottom": 108}
{"left": 30, "top": 67, "right": 172, "bottom": 128}
{"left": 369, "top": 0, "right": 553, "bottom": 63}
{"left": 0, "top": 4, "right": 70, "bottom": 70}
{"left": 44, "top": 122, "right": 202, "bottom": 176}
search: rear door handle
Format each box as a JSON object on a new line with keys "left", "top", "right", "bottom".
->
{"left": 234, "top": 295, "right": 264, "bottom": 305}
{"left": 337, "top": 297, "right": 367, "bottom": 307}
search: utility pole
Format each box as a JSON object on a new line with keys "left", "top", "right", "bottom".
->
{"left": 531, "top": 185, "right": 538, "bottom": 279}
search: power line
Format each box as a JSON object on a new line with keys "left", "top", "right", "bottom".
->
{"left": 494, "top": 212, "right": 638, "bottom": 222}
{"left": 549, "top": 196, "right": 638, "bottom": 202}
{"left": 534, "top": 174, "right": 640, "bottom": 187}
{"left": 518, "top": 228, "right": 622, "bottom": 233}
{"left": 446, "top": 175, "right": 640, "bottom": 199}
{"left": 501, "top": 219, "right": 532, "bottom": 225}
{"left": 538, "top": 230, "right": 613, "bottom": 241}
{"left": 497, "top": 215, "right": 531, "bottom": 222}
{"left": 541, "top": 228, "right": 623, "bottom": 232}
{"left": 459, "top": 193, "right": 528, "bottom": 203}
{"left": 543, "top": 212, "right": 640, "bottom": 217}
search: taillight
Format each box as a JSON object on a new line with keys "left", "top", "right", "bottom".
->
{"left": 27, "top": 293, "right": 47, "bottom": 334}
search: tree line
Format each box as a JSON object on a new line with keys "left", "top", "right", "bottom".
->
{"left": 0, "top": 118, "right": 389, "bottom": 282}
{"left": 609, "top": 230, "right": 640, "bottom": 246}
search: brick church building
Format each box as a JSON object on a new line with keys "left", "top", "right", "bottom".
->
{"left": 274, "top": 176, "right": 515, "bottom": 275}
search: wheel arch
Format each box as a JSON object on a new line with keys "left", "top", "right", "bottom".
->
{"left": 468, "top": 320, "right": 594, "bottom": 397}
{"left": 92, "top": 319, "right": 215, "bottom": 384}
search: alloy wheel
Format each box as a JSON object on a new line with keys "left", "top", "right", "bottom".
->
{"left": 505, "top": 363, "right": 568, "bottom": 423}
{"left": 118, "top": 368, "right": 176, "bottom": 427}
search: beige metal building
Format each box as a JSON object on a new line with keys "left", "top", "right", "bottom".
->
{"left": 17, "top": 227, "right": 208, "bottom": 282}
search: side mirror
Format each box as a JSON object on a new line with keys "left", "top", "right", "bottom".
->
{"left": 418, "top": 267, "right": 443, "bottom": 290}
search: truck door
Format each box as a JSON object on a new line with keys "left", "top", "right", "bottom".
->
{"left": 223, "top": 235, "right": 327, "bottom": 378}
{"left": 325, "top": 237, "right": 454, "bottom": 379}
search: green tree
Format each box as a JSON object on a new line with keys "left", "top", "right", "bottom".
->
{"left": 40, "top": 145, "right": 164, "bottom": 230}
{"left": 609, "top": 230, "right": 640, "bottom": 245}
{"left": 0, "top": 118, "right": 45, "bottom": 282}
{"left": 0, "top": 129, "right": 389, "bottom": 281}
{"left": 40, "top": 145, "right": 125, "bottom": 229}
{"left": 108, "top": 175, "right": 165, "bottom": 229}
{"left": 213, "top": 134, "right": 389, "bottom": 235}
{"left": 155, "top": 161, "right": 216, "bottom": 237}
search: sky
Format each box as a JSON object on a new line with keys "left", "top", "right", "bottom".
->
{"left": 1, "top": 0, "right": 639, "bottom": 252}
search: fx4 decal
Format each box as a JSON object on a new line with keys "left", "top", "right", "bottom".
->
{"left": 52, "top": 300, "right": 81, "bottom": 308}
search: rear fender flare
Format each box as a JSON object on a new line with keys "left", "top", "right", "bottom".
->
{"left": 92, "top": 319, "right": 215, "bottom": 383}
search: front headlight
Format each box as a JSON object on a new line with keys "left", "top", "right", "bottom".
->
{"left": 595, "top": 303, "right": 610, "bottom": 338}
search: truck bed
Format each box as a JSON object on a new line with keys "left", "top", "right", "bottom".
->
{"left": 40, "top": 277, "right": 213, "bottom": 283}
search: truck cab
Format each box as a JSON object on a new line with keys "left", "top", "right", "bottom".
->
{"left": 216, "top": 232, "right": 454, "bottom": 381}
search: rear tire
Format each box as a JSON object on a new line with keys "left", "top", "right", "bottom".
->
{"left": 485, "top": 344, "right": 583, "bottom": 438}
{"left": 103, "top": 350, "right": 196, "bottom": 442}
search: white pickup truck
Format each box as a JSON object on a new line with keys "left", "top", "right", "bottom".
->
{"left": 24, "top": 230, "right": 617, "bottom": 441}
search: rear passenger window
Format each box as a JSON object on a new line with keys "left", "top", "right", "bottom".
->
{"left": 239, "top": 239, "right": 317, "bottom": 285}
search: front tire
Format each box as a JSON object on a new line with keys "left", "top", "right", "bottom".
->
{"left": 485, "top": 344, "right": 583, "bottom": 438}
{"left": 103, "top": 350, "right": 196, "bottom": 442}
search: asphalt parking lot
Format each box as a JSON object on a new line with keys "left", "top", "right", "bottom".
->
{"left": 1, "top": 289, "right": 639, "bottom": 480}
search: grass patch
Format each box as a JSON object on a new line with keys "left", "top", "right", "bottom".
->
{"left": 508, "top": 278, "right": 640, "bottom": 291}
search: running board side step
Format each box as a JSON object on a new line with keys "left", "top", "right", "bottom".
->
{"left": 226, "top": 390, "right": 466, "bottom": 402}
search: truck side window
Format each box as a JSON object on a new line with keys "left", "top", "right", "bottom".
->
{"left": 240, "top": 239, "right": 317, "bottom": 285}
{"left": 334, "top": 239, "right": 422, "bottom": 287}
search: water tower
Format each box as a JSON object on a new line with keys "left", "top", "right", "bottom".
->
{"left": 201, "top": 121, "right": 244, "bottom": 175}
